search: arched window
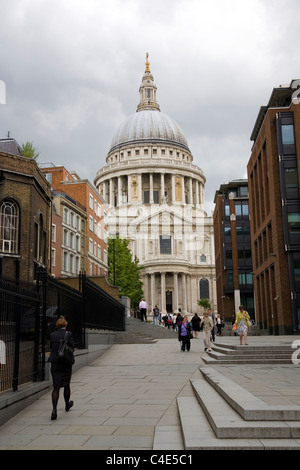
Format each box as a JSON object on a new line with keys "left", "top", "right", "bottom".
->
{"left": 0, "top": 200, "right": 19, "bottom": 253}
{"left": 199, "top": 278, "right": 209, "bottom": 300}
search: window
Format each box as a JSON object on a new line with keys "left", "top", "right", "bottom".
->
{"left": 144, "top": 191, "right": 149, "bottom": 204}
{"left": 52, "top": 224, "right": 56, "bottom": 243}
{"left": 281, "top": 124, "right": 295, "bottom": 145}
{"left": 63, "top": 229, "right": 68, "bottom": 246}
{"left": 45, "top": 173, "right": 52, "bottom": 184}
{"left": 199, "top": 278, "right": 209, "bottom": 299}
{"left": 239, "top": 186, "right": 248, "bottom": 197}
{"left": 239, "top": 273, "right": 253, "bottom": 285}
{"left": 285, "top": 168, "right": 298, "bottom": 189}
{"left": 63, "top": 208, "right": 68, "bottom": 224}
{"left": 0, "top": 200, "right": 19, "bottom": 253}
{"left": 288, "top": 213, "right": 300, "bottom": 234}
{"left": 51, "top": 247, "right": 56, "bottom": 267}
{"left": 153, "top": 191, "right": 159, "bottom": 203}
{"left": 160, "top": 235, "right": 171, "bottom": 254}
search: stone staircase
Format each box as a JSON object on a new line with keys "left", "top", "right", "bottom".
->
{"left": 202, "top": 341, "right": 293, "bottom": 364}
{"left": 113, "top": 316, "right": 178, "bottom": 344}
{"left": 177, "top": 365, "right": 300, "bottom": 450}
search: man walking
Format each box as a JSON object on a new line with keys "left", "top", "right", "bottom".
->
{"left": 139, "top": 298, "right": 148, "bottom": 322}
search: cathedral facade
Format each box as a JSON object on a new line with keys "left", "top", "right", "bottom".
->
{"left": 94, "top": 55, "right": 216, "bottom": 316}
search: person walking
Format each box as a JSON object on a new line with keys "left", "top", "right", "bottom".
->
{"left": 180, "top": 316, "right": 192, "bottom": 351}
{"left": 216, "top": 314, "right": 223, "bottom": 336}
{"left": 235, "top": 305, "right": 251, "bottom": 345}
{"left": 191, "top": 313, "right": 201, "bottom": 338}
{"left": 176, "top": 311, "right": 183, "bottom": 342}
{"left": 200, "top": 310, "right": 213, "bottom": 352}
{"left": 152, "top": 305, "right": 160, "bottom": 325}
{"left": 48, "top": 316, "right": 74, "bottom": 420}
{"left": 139, "top": 298, "right": 148, "bottom": 322}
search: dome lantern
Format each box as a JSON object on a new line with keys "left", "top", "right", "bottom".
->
{"left": 136, "top": 53, "right": 160, "bottom": 112}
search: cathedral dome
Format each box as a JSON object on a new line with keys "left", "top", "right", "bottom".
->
{"left": 109, "top": 110, "right": 190, "bottom": 153}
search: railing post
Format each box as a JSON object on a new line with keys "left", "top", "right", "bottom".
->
{"left": 12, "top": 295, "right": 21, "bottom": 391}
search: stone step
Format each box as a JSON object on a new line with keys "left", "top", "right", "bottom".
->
{"left": 212, "top": 344, "right": 292, "bottom": 354}
{"left": 203, "top": 341, "right": 293, "bottom": 364}
{"left": 199, "top": 366, "right": 300, "bottom": 421}
{"left": 177, "top": 396, "right": 300, "bottom": 450}
{"left": 202, "top": 355, "right": 293, "bottom": 364}
{"left": 191, "top": 377, "right": 300, "bottom": 438}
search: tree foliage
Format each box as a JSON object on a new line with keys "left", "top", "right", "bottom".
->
{"left": 198, "top": 298, "right": 211, "bottom": 310}
{"left": 107, "top": 236, "right": 144, "bottom": 309}
{"left": 21, "top": 141, "right": 39, "bottom": 160}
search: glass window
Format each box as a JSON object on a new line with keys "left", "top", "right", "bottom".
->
{"left": 200, "top": 278, "right": 209, "bottom": 299}
{"left": 224, "top": 226, "right": 231, "bottom": 237}
{"left": 281, "top": 124, "right": 295, "bottom": 145}
{"left": 153, "top": 191, "right": 159, "bottom": 203}
{"left": 1, "top": 200, "right": 20, "bottom": 254}
{"left": 239, "top": 186, "right": 248, "bottom": 197}
{"left": 285, "top": 168, "right": 298, "bottom": 188}
{"left": 144, "top": 191, "right": 149, "bottom": 204}
{"left": 288, "top": 213, "right": 300, "bottom": 234}
{"left": 235, "top": 204, "right": 242, "bottom": 216}
{"left": 160, "top": 235, "right": 171, "bottom": 254}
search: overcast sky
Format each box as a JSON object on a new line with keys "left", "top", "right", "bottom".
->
{"left": 1, "top": 0, "right": 300, "bottom": 214}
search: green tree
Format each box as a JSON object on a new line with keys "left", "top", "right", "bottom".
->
{"left": 21, "top": 141, "right": 39, "bottom": 160}
{"left": 108, "top": 235, "right": 144, "bottom": 309}
{"left": 198, "top": 298, "right": 211, "bottom": 311}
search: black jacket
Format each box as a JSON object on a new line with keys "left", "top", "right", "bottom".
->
{"left": 48, "top": 329, "right": 74, "bottom": 363}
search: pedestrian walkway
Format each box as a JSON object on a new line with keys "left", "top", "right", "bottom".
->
{"left": 0, "top": 333, "right": 299, "bottom": 450}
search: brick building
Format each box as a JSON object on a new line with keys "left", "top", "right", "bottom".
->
{"left": 0, "top": 145, "right": 52, "bottom": 282}
{"left": 41, "top": 166, "right": 108, "bottom": 277}
{"left": 248, "top": 79, "right": 300, "bottom": 334}
{"left": 213, "top": 180, "right": 254, "bottom": 321}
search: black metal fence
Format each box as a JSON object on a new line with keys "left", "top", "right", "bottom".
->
{"left": 0, "top": 271, "right": 125, "bottom": 393}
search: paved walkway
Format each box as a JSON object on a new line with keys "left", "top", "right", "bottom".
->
{"left": 0, "top": 333, "right": 299, "bottom": 450}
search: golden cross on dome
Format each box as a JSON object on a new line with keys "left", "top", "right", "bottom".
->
{"left": 145, "top": 53, "right": 150, "bottom": 72}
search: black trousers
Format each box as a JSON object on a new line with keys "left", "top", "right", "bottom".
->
{"left": 181, "top": 335, "right": 191, "bottom": 351}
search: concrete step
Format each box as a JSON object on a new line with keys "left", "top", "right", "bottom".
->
{"left": 203, "top": 342, "right": 293, "bottom": 364}
{"left": 190, "top": 378, "right": 297, "bottom": 439}
{"left": 199, "top": 366, "right": 300, "bottom": 421}
{"left": 177, "top": 396, "right": 300, "bottom": 450}
{"left": 113, "top": 316, "right": 178, "bottom": 343}
{"left": 177, "top": 365, "right": 300, "bottom": 449}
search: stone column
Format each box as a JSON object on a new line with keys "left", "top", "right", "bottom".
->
{"left": 182, "top": 273, "right": 187, "bottom": 314}
{"left": 150, "top": 173, "right": 154, "bottom": 203}
{"left": 189, "top": 177, "right": 193, "bottom": 205}
{"left": 160, "top": 173, "right": 165, "bottom": 201}
{"left": 160, "top": 272, "right": 166, "bottom": 314}
{"left": 173, "top": 272, "right": 179, "bottom": 312}
{"left": 195, "top": 180, "right": 199, "bottom": 205}
{"left": 109, "top": 179, "right": 114, "bottom": 206}
{"left": 118, "top": 176, "right": 122, "bottom": 205}
{"left": 150, "top": 273, "right": 155, "bottom": 312}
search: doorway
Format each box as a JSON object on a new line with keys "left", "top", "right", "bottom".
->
{"left": 166, "top": 290, "right": 172, "bottom": 313}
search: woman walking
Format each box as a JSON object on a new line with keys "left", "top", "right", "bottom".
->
{"left": 235, "top": 305, "right": 251, "bottom": 345}
{"left": 48, "top": 316, "right": 74, "bottom": 420}
{"left": 191, "top": 313, "right": 201, "bottom": 339}
{"left": 180, "top": 316, "right": 192, "bottom": 351}
{"left": 200, "top": 310, "right": 213, "bottom": 352}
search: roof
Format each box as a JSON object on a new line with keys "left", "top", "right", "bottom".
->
{"left": 0, "top": 138, "right": 23, "bottom": 155}
{"left": 109, "top": 110, "right": 190, "bottom": 153}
